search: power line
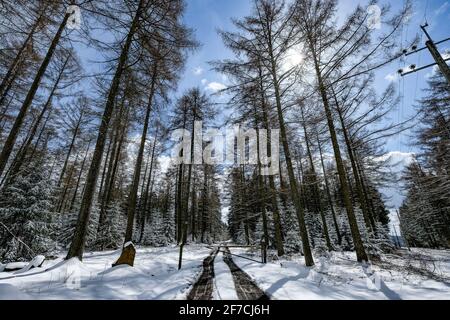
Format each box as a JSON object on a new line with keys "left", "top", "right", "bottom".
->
{"left": 398, "top": 24, "right": 450, "bottom": 84}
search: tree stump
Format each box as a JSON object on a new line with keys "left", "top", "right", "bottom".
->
{"left": 112, "top": 242, "right": 136, "bottom": 267}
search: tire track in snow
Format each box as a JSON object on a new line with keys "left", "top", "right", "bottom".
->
{"left": 222, "top": 246, "right": 270, "bottom": 300}
{"left": 187, "top": 249, "right": 218, "bottom": 300}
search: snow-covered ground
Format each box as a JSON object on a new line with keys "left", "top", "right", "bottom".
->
{"left": 0, "top": 245, "right": 211, "bottom": 300}
{"left": 1, "top": 245, "right": 449, "bottom": 300}
{"left": 231, "top": 248, "right": 450, "bottom": 300}
{"left": 213, "top": 250, "right": 238, "bottom": 300}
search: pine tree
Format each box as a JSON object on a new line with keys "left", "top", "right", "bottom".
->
{"left": 0, "top": 161, "right": 56, "bottom": 262}
{"left": 281, "top": 202, "right": 302, "bottom": 255}
{"left": 95, "top": 201, "right": 125, "bottom": 250}
{"left": 399, "top": 72, "right": 450, "bottom": 249}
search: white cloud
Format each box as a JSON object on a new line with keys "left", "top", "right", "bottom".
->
{"left": 201, "top": 78, "right": 208, "bottom": 85}
{"left": 435, "top": 2, "right": 449, "bottom": 16}
{"left": 205, "top": 81, "right": 226, "bottom": 92}
{"left": 426, "top": 50, "right": 450, "bottom": 78}
{"left": 385, "top": 72, "right": 399, "bottom": 82}
{"left": 193, "top": 67, "right": 204, "bottom": 76}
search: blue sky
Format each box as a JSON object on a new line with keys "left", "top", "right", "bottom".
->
{"left": 178, "top": 0, "right": 450, "bottom": 154}
{"left": 73, "top": 1, "right": 450, "bottom": 155}
{"left": 177, "top": 0, "right": 252, "bottom": 93}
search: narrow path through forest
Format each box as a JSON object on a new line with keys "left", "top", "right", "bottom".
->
{"left": 187, "top": 249, "right": 218, "bottom": 300}
{"left": 222, "top": 247, "right": 270, "bottom": 300}
{"left": 187, "top": 245, "right": 269, "bottom": 300}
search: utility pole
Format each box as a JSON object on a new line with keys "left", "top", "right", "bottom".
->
{"left": 399, "top": 24, "right": 450, "bottom": 84}
{"left": 421, "top": 24, "right": 450, "bottom": 83}
{"left": 396, "top": 209, "right": 411, "bottom": 252}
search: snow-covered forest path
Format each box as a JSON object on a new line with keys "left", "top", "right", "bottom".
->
{"left": 1, "top": 246, "right": 449, "bottom": 300}
{"left": 186, "top": 249, "right": 218, "bottom": 300}
{"left": 187, "top": 246, "right": 269, "bottom": 300}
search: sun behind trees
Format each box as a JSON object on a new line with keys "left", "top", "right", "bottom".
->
{"left": 0, "top": 0, "right": 448, "bottom": 276}
{"left": 215, "top": 0, "right": 412, "bottom": 265}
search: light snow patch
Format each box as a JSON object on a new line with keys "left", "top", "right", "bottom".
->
{"left": 213, "top": 252, "right": 238, "bottom": 300}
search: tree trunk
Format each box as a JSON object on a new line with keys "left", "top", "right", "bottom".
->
{"left": 28, "top": 106, "right": 53, "bottom": 160}
{"left": 66, "top": 0, "right": 145, "bottom": 260}
{"left": 190, "top": 175, "right": 197, "bottom": 242}
{"left": 139, "top": 127, "right": 159, "bottom": 243}
{"left": 176, "top": 163, "right": 184, "bottom": 243}
{"left": 117, "top": 61, "right": 158, "bottom": 266}
{"left": 58, "top": 114, "right": 83, "bottom": 188}
{"left": 8, "top": 56, "right": 70, "bottom": 178}
{"left": 123, "top": 71, "right": 156, "bottom": 243}
{"left": 0, "top": 10, "right": 72, "bottom": 178}
{"left": 308, "top": 39, "right": 368, "bottom": 262}
{"left": 98, "top": 99, "right": 129, "bottom": 232}
{"left": 69, "top": 141, "right": 91, "bottom": 212}
{"left": 200, "top": 165, "right": 208, "bottom": 243}
{"left": 267, "top": 35, "right": 314, "bottom": 266}
{"left": 240, "top": 164, "right": 251, "bottom": 246}
{"left": 0, "top": 11, "right": 44, "bottom": 104}
{"left": 258, "top": 62, "right": 284, "bottom": 256}
{"left": 58, "top": 152, "right": 80, "bottom": 213}
{"left": 175, "top": 105, "right": 188, "bottom": 243}
{"left": 97, "top": 131, "right": 113, "bottom": 203}
{"left": 316, "top": 128, "right": 342, "bottom": 245}
{"left": 300, "top": 109, "right": 333, "bottom": 250}
{"left": 179, "top": 105, "right": 197, "bottom": 269}
{"left": 332, "top": 90, "right": 376, "bottom": 233}
{"left": 256, "top": 128, "right": 270, "bottom": 250}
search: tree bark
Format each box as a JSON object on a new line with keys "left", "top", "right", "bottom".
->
{"left": 308, "top": 40, "right": 368, "bottom": 262}
{"left": 66, "top": 0, "right": 145, "bottom": 260}
{"left": 58, "top": 151, "right": 80, "bottom": 213}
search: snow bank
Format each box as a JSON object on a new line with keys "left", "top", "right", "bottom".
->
{"left": 14, "top": 255, "right": 46, "bottom": 274}
{"left": 4, "top": 262, "right": 28, "bottom": 271}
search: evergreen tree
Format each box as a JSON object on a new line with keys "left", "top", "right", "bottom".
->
{"left": 0, "top": 161, "right": 56, "bottom": 262}
{"left": 399, "top": 72, "right": 450, "bottom": 249}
